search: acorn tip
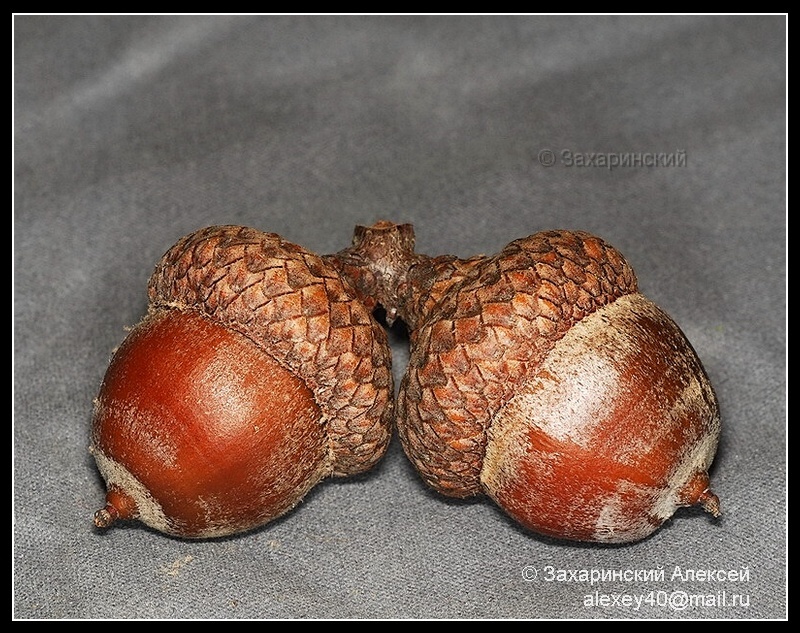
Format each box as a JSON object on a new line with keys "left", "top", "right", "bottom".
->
{"left": 698, "top": 488, "right": 721, "bottom": 518}
{"left": 94, "top": 505, "right": 118, "bottom": 528}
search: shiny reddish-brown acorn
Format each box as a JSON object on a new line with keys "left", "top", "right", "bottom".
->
{"left": 333, "top": 222, "right": 721, "bottom": 544}
{"left": 91, "top": 226, "right": 393, "bottom": 538}
{"left": 92, "top": 221, "right": 721, "bottom": 544}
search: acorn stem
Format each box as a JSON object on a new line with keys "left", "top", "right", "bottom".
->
{"left": 328, "top": 221, "right": 423, "bottom": 324}
{"left": 330, "top": 221, "right": 481, "bottom": 330}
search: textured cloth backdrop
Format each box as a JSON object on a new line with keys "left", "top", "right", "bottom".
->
{"left": 14, "top": 16, "right": 786, "bottom": 619}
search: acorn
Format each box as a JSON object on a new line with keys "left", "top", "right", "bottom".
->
{"left": 334, "top": 222, "right": 721, "bottom": 544}
{"left": 91, "top": 226, "right": 393, "bottom": 538}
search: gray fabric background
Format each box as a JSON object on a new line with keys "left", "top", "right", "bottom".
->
{"left": 13, "top": 16, "right": 786, "bottom": 619}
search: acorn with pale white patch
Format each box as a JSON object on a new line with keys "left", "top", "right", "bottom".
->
{"left": 334, "top": 222, "right": 721, "bottom": 544}
{"left": 91, "top": 226, "right": 393, "bottom": 539}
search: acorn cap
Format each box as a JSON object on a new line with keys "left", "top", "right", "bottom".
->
{"left": 397, "top": 230, "right": 638, "bottom": 497}
{"left": 147, "top": 225, "right": 394, "bottom": 477}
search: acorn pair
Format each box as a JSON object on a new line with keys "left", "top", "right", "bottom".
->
{"left": 91, "top": 222, "right": 720, "bottom": 543}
